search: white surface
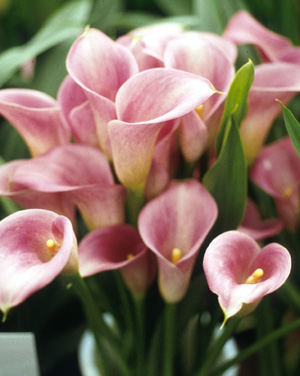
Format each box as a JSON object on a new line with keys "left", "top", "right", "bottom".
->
{"left": 0, "top": 333, "right": 40, "bottom": 376}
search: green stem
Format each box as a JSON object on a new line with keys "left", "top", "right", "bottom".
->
{"left": 195, "top": 316, "right": 240, "bottom": 376}
{"left": 113, "top": 271, "right": 134, "bottom": 334}
{"left": 126, "top": 187, "right": 145, "bottom": 226}
{"left": 163, "top": 303, "right": 177, "bottom": 376}
{"left": 208, "top": 317, "right": 300, "bottom": 376}
{"left": 133, "top": 294, "right": 145, "bottom": 376}
{"left": 68, "top": 274, "right": 131, "bottom": 376}
{"left": 255, "top": 301, "right": 280, "bottom": 376}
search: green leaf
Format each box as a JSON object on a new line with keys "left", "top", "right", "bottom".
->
{"left": 278, "top": 100, "right": 300, "bottom": 160}
{"left": 216, "top": 60, "right": 254, "bottom": 155}
{"left": 0, "top": 0, "right": 92, "bottom": 87}
{"left": 192, "top": 0, "right": 248, "bottom": 33}
{"left": 203, "top": 117, "right": 247, "bottom": 233}
{"left": 154, "top": 0, "right": 192, "bottom": 16}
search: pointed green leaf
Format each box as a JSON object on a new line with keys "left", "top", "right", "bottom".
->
{"left": 278, "top": 101, "right": 300, "bottom": 160}
{"left": 216, "top": 60, "right": 254, "bottom": 155}
{"left": 0, "top": 0, "right": 92, "bottom": 87}
{"left": 203, "top": 117, "right": 247, "bottom": 233}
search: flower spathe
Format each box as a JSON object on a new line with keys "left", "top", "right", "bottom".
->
{"left": 203, "top": 231, "right": 291, "bottom": 324}
{"left": 109, "top": 69, "right": 217, "bottom": 190}
{"left": 0, "top": 89, "right": 70, "bottom": 157}
{"left": 138, "top": 179, "right": 217, "bottom": 303}
{"left": 0, "top": 209, "right": 78, "bottom": 318}
{"left": 250, "top": 136, "right": 300, "bottom": 231}
{"left": 0, "top": 144, "right": 126, "bottom": 230}
{"left": 238, "top": 198, "right": 283, "bottom": 240}
{"left": 78, "top": 224, "right": 156, "bottom": 296}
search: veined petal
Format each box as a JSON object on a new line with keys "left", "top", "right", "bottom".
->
{"left": 164, "top": 37, "right": 234, "bottom": 119}
{"left": 224, "top": 10, "right": 292, "bottom": 62}
{"left": 203, "top": 231, "right": 291, "bottom": 320}
{"left": 8, "top": 144, "right": 114, "bottom": 192}
{"left": 66, "top": 28, "right": 139, "bottom": 102}
{"left": 70, "top": 184, "right": 126, "bottom": 230}
{"left": 117, "top": 23, "right": 184, "bottom": 70}
{"left": 0, "top": 89, "right": 70, "bottom": 156}
{"left": 250, "top": 137, "right": 300, "bottom": 198}
{"left": 79, "top": 224, "right": 155, "bottom": 295}
{"left": 57, "top": 76, "right": 99, "bottom": 147}
{"left": 57, "top": 75, "right": 87, "bottom": 129}
{"left": 69, "top": 101, "right": 99, "bottom": 147}
{"left": 250, "top": 137, "right": 300, "bottom": 231}
{"left": 240, "top": 62, "right": 300, "bottom": 164}
{"left": 0, "top": 209, "right": 78, "bottom": 315}
{"left": 115, "top": 68, "right": 216, "bottom": 123}
{"left": 138, "top": 179, "right": 217, "bottom": 303}
{"left": 179, "top": 111, "right": 208, "bottom": 163}
{"left": 110, "top": 69, "right": 216, "bottom": 189}
{"left": 238, "top": 198, "right": 283, "bottom": 240}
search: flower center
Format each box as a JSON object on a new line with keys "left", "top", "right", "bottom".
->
{"left": 46, "top": 238, "right": 61, "bottom": 257}
{"left": 284, "top": 187, "right": 292, "bottom": 198}
{"left": 171, "top": 247, "right": 182, "bottom": 264}
{"left": 127, "top": 253, "right": 134, "bottom": 260}
{"left": 195, "top": 105, "right": 203, "bottom": 118}
{"left": 244, "top": 268, "right": 264, "bottom": 284}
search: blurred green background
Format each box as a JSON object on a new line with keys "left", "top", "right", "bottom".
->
{"left": 0, "top": 0, "right": 299, "bottom": 375}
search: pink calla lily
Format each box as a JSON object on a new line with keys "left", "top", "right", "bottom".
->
{"left": 0, "top": 89, "right": 70, "bottom": 156}
{"left": 224, "top": 10, "right": 296, "bottom": 63}
{"left": 0, "top": 160, "right": 76, "bottom": 226}
{"left": 109, "top": 68, "right": 217, "bottom": 190}
{"left": 0, "top": 209, "right": 78, "bottom": 317}
{"left": 238, "top": 198, "right": 283, "bottom": 240}
{"left": 79, "top": 224, "right": 156, "bottom": 296}
{"left": 163, "top": 37, "right": 234, "bottom": 162}
{"left": 250, "top": 136, "right": 300, "bottom": 231}
{"left": 117, "top": 23, "right": 184, "bottom": 71}
{"left": 138, "top": 179, "right": 217, "bottom": 303}
{"left": 58, "top": 76, "right": 99, "bottom": 148}
{"left": 66, "top": 28, "right": 139, "bottom": 156}
{"left": 203, "top": 231, "right": 291, "bottom": 323}
{"left": 240, "top": 62, "right": 300, "bottom": 164}
{"left": 0, "top": 145, "right": 126, "bottom": 230}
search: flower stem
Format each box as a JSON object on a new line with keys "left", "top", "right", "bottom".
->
{"left": 133, "top": 294, "right": 145, "bottom": 376}
{"left": 255, "top": 301, "right": 280, "bottom": 376}
{"left": 126, "top": 187, "right": 144, "bottom": 226}
{"left": 163, "top": 302, "right": 177, "bottom": 376}
{"left": 113, "top": 270, "right": 134, "bottom": 333}
{"left": 194, "top": 316, "right": 240, "bottom": 376}
{"left": 208, "top": 317, "right": 300, "bottom": 376}
{"left": 67, "top": 273, "right": 131, "bottom": 376}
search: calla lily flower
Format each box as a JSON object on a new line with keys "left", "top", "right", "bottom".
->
{"left": 117, "top": 23, "right": 184, "bottom": 71}
{"left": 238, "top": 198, "right": 283, "bottom": 240}
{"left": 203, "top": 231, "right": 291, "bottom": 324}
{"left": 79, "top": 224, "right": 156, "bottom": 296}
{"left": 240, "top": 62, "right": 300, "bottom": 164}
{"left": 0, "top": 209, "right": 78, "bottom": 318}
{"left": 0, "top": 145, "right": 126, "bottom": 230}
{"left": 224, "top": 10, "right": 298, "bottom": 63}
{"left": 58, "top": 75, "right": 99, "bottom": 148}
{"left": 250, "top": 136, "right": 300, "bottom": 231}
{"left": 66, "top": 28, "right": 139, "bottom": 156}
{"left": 0, "top": 89, "right": 70, "bottom": 156}
{"left": 109, "top": 68, "right": 217, "bottom": 190}
{"left": 138, "top": 179, "right": 217, "bottom": 303}
{"left": 164, "top": 36, "right": 235, "bottom": 162}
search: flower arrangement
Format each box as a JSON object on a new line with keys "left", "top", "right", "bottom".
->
{"left": 1, "top": 2, "right": 300, "bottom": 375}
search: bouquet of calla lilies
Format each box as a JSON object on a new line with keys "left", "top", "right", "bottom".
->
{"left": 1, "top": 8, "right": 300, "bottom": 376}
